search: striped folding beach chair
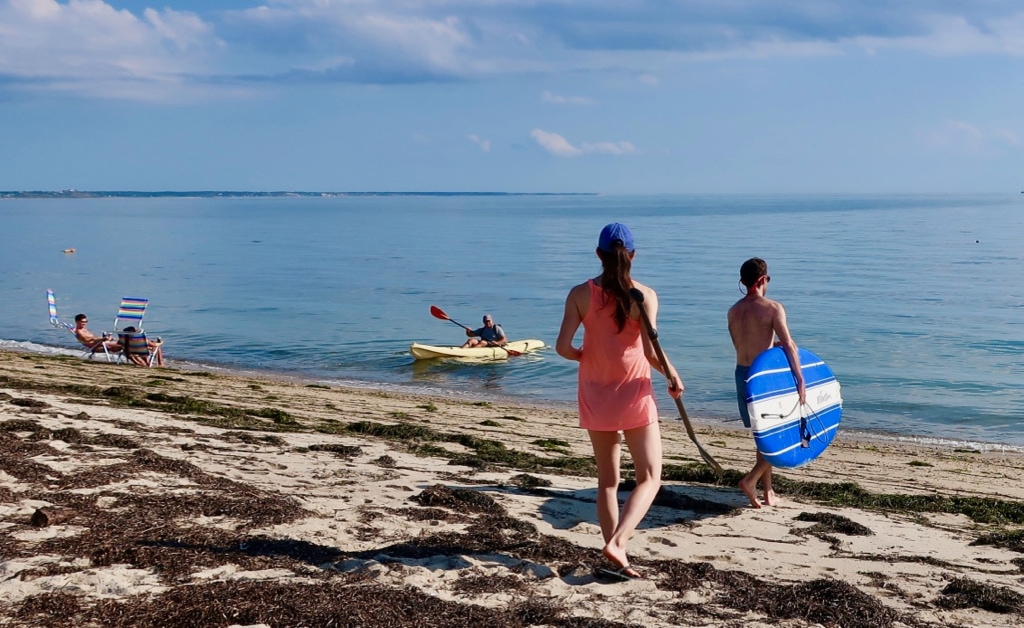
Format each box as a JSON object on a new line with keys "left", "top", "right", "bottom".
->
{"left": 114, "top": 297, "right": 148, "bottom": 332}
{"left": 47, "top": 289, "right": 116, "bottom": 361}
{"left": 120, "top": 331, "right": 163, "bottom": 368}
{"left": 46, "top": 289, "right": 73, "bottom": 332}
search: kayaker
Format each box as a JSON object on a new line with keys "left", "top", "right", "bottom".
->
{"left": 461, "top": 314, "right": 507, "bottom": 348}
{"left": 555, "top": 222, "right": 683, "bottom": 581}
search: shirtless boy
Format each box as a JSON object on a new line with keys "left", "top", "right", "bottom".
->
{"left": 73, "top": 314, "right": 121, "bottom": 354}
{"left": 727, "top": 258, "right": 806, "bottom": 508}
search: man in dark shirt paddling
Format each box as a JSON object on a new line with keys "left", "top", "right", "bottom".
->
{"left": 462, "top": 314, "right": 507, "bottom": 348}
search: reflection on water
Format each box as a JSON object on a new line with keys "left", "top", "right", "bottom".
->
{"left": 410, "top": 356, "right": 509, "bottom": 392}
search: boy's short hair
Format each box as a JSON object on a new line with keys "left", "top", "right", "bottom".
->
{"left": 740, "top": 258, "right": 768, "bottom": 288}
{"left": 74, "top": 313, "right": 87, "bottom": 322}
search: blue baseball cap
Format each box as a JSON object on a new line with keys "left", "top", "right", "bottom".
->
{"left": 597, "top": 222, "right": 635, "bottom": 252}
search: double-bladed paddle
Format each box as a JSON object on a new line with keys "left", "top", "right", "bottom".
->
{"left": 429, "top": 305, "right": 522, "bottom": 356}
{"left": 629, "top": 288, "right": 724, "bottom": 476}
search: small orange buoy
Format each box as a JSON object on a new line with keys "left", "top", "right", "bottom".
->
{"left": 62, "top": 248, "right": 76, "bottom": 254}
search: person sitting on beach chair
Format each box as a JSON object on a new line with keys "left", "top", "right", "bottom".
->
{"left": 73, "top": 313, "right": 122, "bottom": 359}
{"left": 119, "top": 327, "right": 165, "bottom": 367}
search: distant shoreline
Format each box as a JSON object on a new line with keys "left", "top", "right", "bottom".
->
{"left": 0, "top": 190, "right": 598, "bottom": 199}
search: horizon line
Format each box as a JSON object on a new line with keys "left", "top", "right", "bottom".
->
{"left": 0, "top": 190, "right": 599, "bottom": 198}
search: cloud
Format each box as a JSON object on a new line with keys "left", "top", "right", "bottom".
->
{"left": 224, "top": 1, "right": 475, "bottom": 82}
{"left": 853, "top": 13, "right": 1024, "bottom": 56}
{"left": 6, "top": 1, "right": 1024, "bottom": 100}
{"left": 921, "top": 119, "right": 1020, "bottom": 153}
{"left": 468, "top": 133, "right": 491, "bottom": 152}
{"left": 541, "top": 90, "right": 594, "bottom": 106}
{"left": 0, "top": 0, "right": 223, "bottom": 100}
{"left": 581, "top": 140, "right": 636, "bottom": 155}
{"left": 531, "top": 128, "right": 635, "bottom": 157}
{"left": 531, "top": 129, "right": 582, "bottom": 156}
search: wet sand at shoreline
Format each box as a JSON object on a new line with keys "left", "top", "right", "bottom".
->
{"left": 1, "top": 350, "right": 1023, "bottom": 627}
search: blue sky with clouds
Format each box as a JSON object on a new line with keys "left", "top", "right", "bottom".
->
{"left": 1, "top": 0, "right": 1022, "bottom": 193}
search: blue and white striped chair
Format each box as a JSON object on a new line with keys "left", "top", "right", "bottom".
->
{"left": 46, "top": 289, "right": 72, "bottom": 333}
{"left": 47, "top": 289, "right": 116, "bottom": 361}
{"left": 119, "top": 330, "right": 164, "bottom": 367}
{"left": 113, "top": 297, "right": 149, "bottom": 333}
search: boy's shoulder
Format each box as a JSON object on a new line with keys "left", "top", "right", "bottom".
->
{"left": 729, "top": 294, "right": 782, "bottom": 316}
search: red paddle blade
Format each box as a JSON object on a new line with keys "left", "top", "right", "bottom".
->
{"left": 429, "top": 305, "right": 450, "bottom": 320}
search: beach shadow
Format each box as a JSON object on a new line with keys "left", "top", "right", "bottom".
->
{"left": 481, "top": 481, "right": 746, "bottom": 534}
{"left": 138, "top": 527, "right": 576, "bottom": 580}
{"left": 132, "top": 481, "right": 744, "bottom": 587}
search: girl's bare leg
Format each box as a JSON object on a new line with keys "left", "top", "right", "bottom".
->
{"left": 601, "top": 421, "right": 662, "bottom": 576}
{"left": 587, "top": 430, "right": 623, "bottom": 544}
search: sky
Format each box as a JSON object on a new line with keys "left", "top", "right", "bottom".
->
{"left": 1, "top": 0, "right": 1023, "bottom": 194}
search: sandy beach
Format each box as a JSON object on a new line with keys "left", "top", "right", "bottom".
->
{"left": 1, "top": 350, "right": 1022, "bottom": 627}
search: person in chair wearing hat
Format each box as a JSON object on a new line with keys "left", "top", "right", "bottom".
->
{"left": 462, "top": 314, "right": 507, "bottom": 348}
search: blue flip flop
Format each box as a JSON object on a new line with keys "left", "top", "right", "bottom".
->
{"left": 594, "top": 566, "right": 641, "bottom": 582}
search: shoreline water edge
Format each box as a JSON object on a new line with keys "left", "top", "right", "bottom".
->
{"left": 4, "top": 194, "right": 1023, "bottom": 450}
{"left": 4, "top": 339, "right": 1022, "bottom": 455}
{"left": 2, "top": 349, "right": 1024, "bottom": 626}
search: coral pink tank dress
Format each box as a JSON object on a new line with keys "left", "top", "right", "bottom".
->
{"left": 578, "top": 279, "right": 658, "bottom": 432}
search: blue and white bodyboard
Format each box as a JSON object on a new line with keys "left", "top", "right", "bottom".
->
{"left": 745, "top": 347, "right": 842, "bottom": 469}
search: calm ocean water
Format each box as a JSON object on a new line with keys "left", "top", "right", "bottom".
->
{"left": 1, "top": 194, "right": 1022, "bottom": 448}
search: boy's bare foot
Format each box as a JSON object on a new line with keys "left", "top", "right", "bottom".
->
{"left": 764, "top": 489, "right": 780, "bottom": 507}
{"left": 738, "top": 477, "right": 762, "bottom": 508}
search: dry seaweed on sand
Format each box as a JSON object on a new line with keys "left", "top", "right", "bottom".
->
{"left": 970, "top": 528, "right": 1024, "bottom": 553}
{"left": 53, "top": 579, "right": 643, "bottom": 628}
{"left": 770, "top": 476, "right": 1024, "bottom": 525}
{"left": 88, "top": 432, "right": 142, "bottom": 448}
{"left": 359, "top": 502, "right": 596, "bottom": 574}
{"left": 220, "top": 430, "right": 287, "bottom": 446}
{"left": 389, "top": 505, "right": 470, "bottom": 523}
{"left": 0, "top": 433, "right": 64, "bottom": 482}
{"left": 402, "top": 485, "right": 597, "bottom": 568}
{"left": 936, "top": 577, "right": 1024, "bottom": 614}
{"left": 346, "top": 420, "right": 598, "bottom": 476}
{"left": 308, "top": 442, "right": 364, "bottom": 457}
{"left": 12, "top": 592, "right": 83, "bottom": 624}
{"left": 412, "top": 484, "right": 507, "bottom": 515}
{"left": 510, "top": 473, "right": 553, "bottom": 491}
{"left": 9, "top": 397, "right": 50, "bottom": 408}
{"left": 654, "top": 561, "right": 904, "bottom": 628}
{"left": 755, "top": 578, "right": 903, "bottom": 628}
{"left": 793, "top": 511, "right": 874, "bottom": 536}
{"left": 1, "top": 441, "right": 312, "bottom": 580}
{"left": 0, "top": 418, "right": 46, "bottom": 432}
{"left": 665, "top": 459, "right": 1024, "bottom": 525}
{"left": 5, "top": 353, "right": 1024, "bottom": 628}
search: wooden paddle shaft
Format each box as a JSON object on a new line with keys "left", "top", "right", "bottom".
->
{"left": 629, "top": 289, "right": 723, "bottom": 475}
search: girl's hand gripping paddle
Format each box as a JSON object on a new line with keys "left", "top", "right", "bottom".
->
{"left": 629, "top": 288, "right": 724, "bottom": 476}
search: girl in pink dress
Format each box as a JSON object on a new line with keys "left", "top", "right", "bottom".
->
{"left": 555, "top": 223, "right": 683, "bottom": 580}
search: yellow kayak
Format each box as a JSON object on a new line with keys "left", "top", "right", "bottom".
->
{"left": 409, "top": 339, "right": 545, "bottom": 360}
